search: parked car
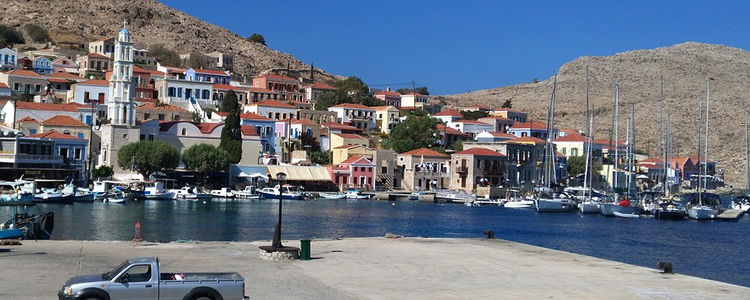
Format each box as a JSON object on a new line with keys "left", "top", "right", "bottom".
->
{"left": 58, "top": 257, "right": 248, "bottom": 300}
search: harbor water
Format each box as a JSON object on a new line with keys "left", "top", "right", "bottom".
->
{"left": 4, "top": 198, "right": 750, "bottom": 287}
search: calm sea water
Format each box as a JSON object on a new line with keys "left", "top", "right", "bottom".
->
{"left": 3, "top": 198, "right": 750, "bottom": 287}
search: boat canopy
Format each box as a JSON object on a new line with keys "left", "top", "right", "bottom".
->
{"left": 266, "top": 165, "right": 333, "bottom": 182}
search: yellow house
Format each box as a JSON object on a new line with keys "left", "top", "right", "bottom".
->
{"left": 333, "top": 144, "right": 369, "bottom": 165}
{"left": 330, "top": 133, "right": 368, "bottom": 157}
{"left": 372, "top": 106, "right": 399, "bottom": 134}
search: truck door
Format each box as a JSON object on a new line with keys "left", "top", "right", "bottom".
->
{"left": 108, "top": 264, "right": 157, "bottom": 300}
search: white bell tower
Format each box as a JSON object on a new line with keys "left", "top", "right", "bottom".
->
{"left": 108, "top": 20, "right": 136, "bottom": 126}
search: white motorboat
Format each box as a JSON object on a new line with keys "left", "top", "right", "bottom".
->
{"left": 503, "top": 189, "right": 534, "bottom": 209}
{"left": 688, "top": 205, "right": 719, "bottom": 220}
{"left": 534, "top": 189, "right": 576, "bottom": 212}
{"left": 210, "top": 187, "right": 235, "bottom": 198}
{"left": 435, "top": 189, "right": 476, "bottom": 203}
{"left": 33, "top": 187, "right": 74, "bottom": 204}
{"left": 259, "top": 185, "right": 304, "bottom": 200}
{"left": 143, "top": 181, "right": 174, "bottom": 200}
{"left": 173, "top": 186, "right": 211, "bottom": 200}
{"left": 61, "top": 183, "right": 94, "bottom": 202}
{"left": 319, "top": 192, "right": 346, "bottom": 199}
{"left": 731, "top": 195, "right": 750, "bottom": 212}
{"left": 234, "top": 186, "right": 260, "bottom": 199}
{"left": 103, "top": 191, "right": 129, "bottom": 204}
{"left": 473, "top": 195, "right": 503, "bottom": 206}
{"left": 686, "top": 192, "right": 721, "bottom": 220}
{"left": 346, "top": 189, "right": 369, "bottom": 199}
{"left": 0, "top": 181, "right": 33, "bottom": 203}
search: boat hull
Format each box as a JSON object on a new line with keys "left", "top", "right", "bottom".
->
{"left": 579, "top": 202, "right": 601, "bottom": 214}
{"left": 319, "top": 193, "right": 346, "bottom": 199}
{"left": 504, "top": 200, "right": 535, "bottom": 209}
{"left": 535, "top": 199, "right": 576, "bottom": 212}
{"left": 688, "top": 206, "right": 719, "bottom": 220}
{"left": 259, "top": 191, "right": 302, "bottom": 200}
{"left": 600, "top": 203, "right": 639, "bottom": 217}
{"left": 613, "top": 211, "right": 640, "bottom": 218}
{"left": 653, "top": 209, "right": 685, "bottom": 220}
{"left": 33, "top": 193, "right": 74, "bottom": 204}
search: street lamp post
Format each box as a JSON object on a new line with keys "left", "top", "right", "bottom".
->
{"left": 271, "top": 172, "right": 287, "bottom": 249}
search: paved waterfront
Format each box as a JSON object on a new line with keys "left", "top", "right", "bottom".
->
{"left": 0, "top": 238, "right": 746, "bottom": 299}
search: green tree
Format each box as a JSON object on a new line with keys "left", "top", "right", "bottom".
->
{"left": 91, "top": 165, "right": 113, "bottom": 180}
{"left": 219, "top": 90, "right": 242, "bottom": 163}
{"left": 300, "top": 132, "right": 320, "bottom": 152}
{"left": 23, "top": 24, "right": 50, "bottom": 43}
{"left": 501, "top": 98, "right": 513, "bottom": 108}
{"left": 0, "top": 25, "right": 25, "bottom": 46}
{"left": 396, "top": 86, "right": 429, "bottom": 95}
{"left": 383, "top": 115, "right": 439, "bottom": 153}
{"left": 451, "top": 140, "right": 464, "bottom": 152}
{"left": 182, "top": 144, "right": 230, "bottom": 184}
{"left": 460, "top": 110, "right": 489, "bottom": 120}
{"left": 310, "top": 151, "right": 331, "bottom": 165}
{"left": 314, "top": 91, "right": 339, "bottom": 110}
{"left": 190, "top": 111, "right": 202, "bottom": 123}
{"left": 248, "top": 33, "right": 266, "bottom": 46}
{"left": 148, "top": 44, "right": 181, "bottom": 66}
{"left": 567, "top": 155, "right": 587, "bottom": 177}
{"left": 314, "top": 76, "right": 383, "bottom": 111}
{"left": 117, "top": 141, "right": 180, "bottom": 178}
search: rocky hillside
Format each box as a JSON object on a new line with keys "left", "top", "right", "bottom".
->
{"left": 0, "top": 0, "right": 334, "bottom": 82}
{"left": 442, "top": 42, "right": 750, "bottom": 185}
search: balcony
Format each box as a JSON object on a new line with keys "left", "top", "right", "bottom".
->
{"left": 0, "top": 152, "right": 62, "bottom": 164}
{"left": 456, "top": 166, "right": 468, "bottom": 173}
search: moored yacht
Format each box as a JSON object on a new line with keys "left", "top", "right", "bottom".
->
{"left": 259, "top": 184, "right": 305, "bottom": 200}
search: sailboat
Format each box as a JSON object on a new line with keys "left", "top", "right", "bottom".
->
{"left": 687, "top": 78, "right": 721, "bottom": 220}
{"left": 534, "top": 74, "right": 576, "bottom": 212}
{"left": 579, "top": 67, "right": 601, "bottom": 214}
{"left": 730, "top": 112, "right": 750, "bottom": 212}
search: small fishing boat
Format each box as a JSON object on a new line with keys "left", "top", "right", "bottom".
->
{"left": 61, "top": 182, "right": 94, "bottom": 202}
{"left": 234, "top": 186, "right": 260, "bottom": 199}
{"left": 103, "top": 191, "right": 129, "bottom": 204}
{"left": 33, "top": 187, "right": 74, "bottom": 204}
{"left": 210, "top": 187, "right": 235, "bottom": 198}
{"left": 0, "top": 181, "right": 33, "bottom": 203}
{"left": 173, "top": 186, "right": 211, "bottom": 201}
{"left": 143, "top": 181, "right": 174, "bottom": 200}
{"left": 346, "top": 189, "right": 370, "bottom": 199}
{"left": 259, "top": 184, "right": 304, "bottom": 200}
{"left": 652, "top": 199, "right": 686, "bottom": 220}
{"left": 731, "top": 194, "right": 750, "bottom": 212}
{"left": 319, "top": 192, "right": 346, "bottom": 199}
{"left": 0, "top": 202, "right": 54, "bottom": 240}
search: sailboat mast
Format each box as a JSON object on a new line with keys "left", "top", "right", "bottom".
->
{"left": 697, "top": 84, "right": 703, "bottom": 205}
{"left": 583, "top": 68, "right": 590, "bottom": 197}
{"left": 703, "top": 78, "right": 712, "bottom": 191}
{"left": 550, "top": 76, "right": 558, "bottom": 186}
{"left": 630, "top": 105, "right": 636, "bottom": 197}
{"left": 626, "top": 114, "right": 631, "bottom": 197}
{"left": 614, "top": 82, "right": 620, "bottom": 193}
{"left": 658, "top": 76, "right": 665, "bottom": 189}
{"left": 589, "top": 111, "right": 595, "bottom": 192}
{"left": 746, "top": 111, "right": 749, "bottom": 191}
{"left": 544, "top": 75, "right": 558, "bottom": 188}
{"left": 666, "top": 114, "right": 671, "bottom": 197}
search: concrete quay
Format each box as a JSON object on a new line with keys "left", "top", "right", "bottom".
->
{"left": 0, "top": 238, "right": 747, "bottom": 299}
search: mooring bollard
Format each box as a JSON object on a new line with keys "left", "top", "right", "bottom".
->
{"left": 300, "top": 239, "right": 311, "bottom": 260}
{"left": 483, "top": 230, "right": 494, "bottom": 239}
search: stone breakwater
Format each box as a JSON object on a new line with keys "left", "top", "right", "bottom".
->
{"left": 1, "top": 238, "right": 747, "bottom": 299}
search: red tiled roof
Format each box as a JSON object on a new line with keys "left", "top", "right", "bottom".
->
{"left": 436, "top": 124, "right": 462, "bottom": 135}
{"left": 400, "top": 148, "right": 449, "bottom": 158}
{"left": 592, "top": 139, "right": 626, "bottom": 146}
{"left": 479, "top": 115, "right": 512, "bottom": 121}
{"left": 556, "top": 151, "right": 566, "bottom": 158}
{"left": 17, "top": 116, "right": 38, "bottom": 123}
{"left": 0, "top": 83, "right": 8, "bottom": 89}
{"left": 454, "top": 119, "right": 489, "bottom": 125}
{"left": 27, "top": 130, "right": 82, "bottom": 140}
{"left": 340, "top": 155, "right": 375, "bottom": 165}
{"left": 240, "top": 112, "right": 272, "bottom": 121}
{"left": 334, "top": 144, "right": 365, "bottom": 149}
{"left": 486, "top": 132, "right": 517, "bottom": 138}
{"left": 509, "top": 121, "right": 548, "bottom": 130}
{"left": 251, "top": 100, "right": 295, "bottom": 109}
{"left": 369, "top": 106, "right": 396, "bottom": 111}
{"left": 196, "top": 123, "right": 222, "bottom": 134}
{"left": 246, "top": 87, "right": 276, "bottom": 93}
{"left": 433, "top": 109, "right": 462, "bottom": 117}
{"left": 212, "top": 84, "right": 243, "bottom": 91}
{"left": 554, "top": 134, "right": 587, "bottom": 142}
{"left": 78, "top": 79, "right": 108, "bottom": 86}
{"left": 255, "top": 74, "right": 297, "bottom": 81}
{"left": 374, "top": 90, "right": 401, "bottom": 97}
{"left": 47, "top": 78, "right": 72, "bottom": 83}
{"left": 507, "top": 136, "right": 546, "bottom": 144}
{"left": 688, "top": 155, "right": 714, "bottom": 164}
{"left": 456, "top": 147, "right": 505, "bottom": 157}
{"left": 16, "top": 102, "right": 86, "bottom": 112}
{"left": 329, "top": 103, "right": 375, "bottom": 110}
{"left": 47, "top": 72, "right": 80, "bottom": 80}
{"left": 41, "top": 115, "right": 87, "bottom": 127}
{"left": 241, "top": 125, "right": 258, "bottom": 136}
{"left": 193, "top": 68, "right": 229, "bottom": 75}
{"left": 6, "top": 69, "right": 42, "bottom": 78}
{"left": 323, "top": 122, "right": 362, "bottom": 131}
{"left": 306, "top": 83, "right": 336, "bottom": 90}
{"left": 137, "top": 102, "right": 187, "bottom": 112}
{"left": 334, "top": 133, "right": 367, "bottom": 140}
{"left": 88, "top": 53, "right": 109, "bottom": 59}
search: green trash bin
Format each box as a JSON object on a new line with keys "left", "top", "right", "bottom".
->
{"left": 300, "top": 239, "right": 311, "bottom": 260}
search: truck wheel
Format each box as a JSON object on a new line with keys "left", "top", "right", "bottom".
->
{"left": 184, "top": 287, "right": 222, "bottom": 300}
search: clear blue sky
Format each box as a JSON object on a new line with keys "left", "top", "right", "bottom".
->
{"left": 161, "top": 0, "right": 749, "bottom": 95}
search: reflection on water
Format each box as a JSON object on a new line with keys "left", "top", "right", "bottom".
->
{"left": 3, "top": 198, "right": 749, "bottom": 287}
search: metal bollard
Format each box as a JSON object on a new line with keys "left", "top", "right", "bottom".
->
{"left": 300, "top": 239, "right": 311, "bottom": 260}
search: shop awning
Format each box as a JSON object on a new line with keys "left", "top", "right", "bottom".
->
{"left": 266, "top": 165, "right": 332, "bottom": 181}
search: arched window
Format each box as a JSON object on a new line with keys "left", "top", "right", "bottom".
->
{"left": 181, "top": 128, "right": 187, "bottom": 136}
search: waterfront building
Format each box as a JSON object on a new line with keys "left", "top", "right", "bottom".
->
{"left": 0, "top": 69, "right": 48, "bottom": 96}
{"left": 152, "top": 120, "right": 261, "bottom": 166}
{"left": 89, "top": 38, "right": 115, "bottom": 58}
{"left": 154, "top": 77, "right": 214, "bottom": 113}
{"left": 400, "top": 93, "right": 429, "bottom": 109}
{"left": 185, "top": 68, "right": 230, "bottom": 85}
{"left": 371, "top": 106, "right": 399, "bottom": 134}
{"left": 374, "top": 89, "right": 401, "bottom": 108}
{"left": 32, "top": 57, "right": 54, "bottom": 75}
{"left": 552, "top": 133, "right": 603, "bottom": 159}
{"left": 328, "top": 156, "right": 377, "bottom": 190}
{"left": 490, "top": 108, "right": 528, "bottom": 123}
{"left": 240, "top": 112, "right": 276, "bottom": 154}
{"left": 446, "top": 119, "right": 493, "bottom": 138}
{"left": 474, "top": 131, "right": 517, "bottom": 143}
{"left": 397, "top": 148, "right": 450, "bottom": 192}
{"left": 0, "top": 127, "right": 82, "bottom": 181}
{"left": 463, "top": 140, "right": 540, "bottom": 188}
{"left": 328, "top": 103, "right": 376, "bottom": 130}
{"left": 136, "top": 102, "right": 190, "bottom": 122}
{"left": 0, "top": 48, "right": 17, "bottom": 71}
{"left": 508, "top": 121, "right": 557, "bottom": 140}
{"left": 330, "top": 133, "right": 368, "bottom": 152}
{"left": 322, "top": 122, "right": 362, "bottom": 135}
{"left": 449, "top": 147, "right": 508, "bottom": 193}
{"left": 47, "top": 72, "right": 84, "bottom": 95}
{"left": 28, "top": 130, "right": 88, "bottom": 182}
{"left": 302, "top": 83, "right": 336, "bottom": 106}
{"left": 478, "top": 115, "right": 515, "bottom": 133}
{"left": 252, "top": 74, "right": 305, "bottom": 103}
{"left": 34, "top": 115, "right": 91, "bottom": 141}
{"left": 67, "top": 79, "right": 109, "bottom": 105}
{"left": 1, "top": 101, "right": 93, "bottom": 129}
{"left": 51, "top": 57, "right": 78, "bottom": 74}
{"left": 76, "top": 53, "right": 110, "bottom": 78}
{"left": 297, "top": 109, "right": 337, "bottom": 124}
{"left": 206, "top": 51, "right": 234, "bottom": 72}
{"left": 432, "top": 109, "right": 462, "bottom": 124}
{"left": 244, "top": 99, "right": 296, "bottom": 121}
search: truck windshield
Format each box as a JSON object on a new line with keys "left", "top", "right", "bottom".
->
{"left": 102, "top": 260, "right": 130, "bottom": 280}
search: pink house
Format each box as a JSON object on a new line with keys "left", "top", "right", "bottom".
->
{"left": 328, "top": 156, "right": 376, "bottom": 190}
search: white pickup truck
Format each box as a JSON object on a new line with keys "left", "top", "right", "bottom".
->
{"left": 58, "top": 257, "right": 248, "bottom": 300}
